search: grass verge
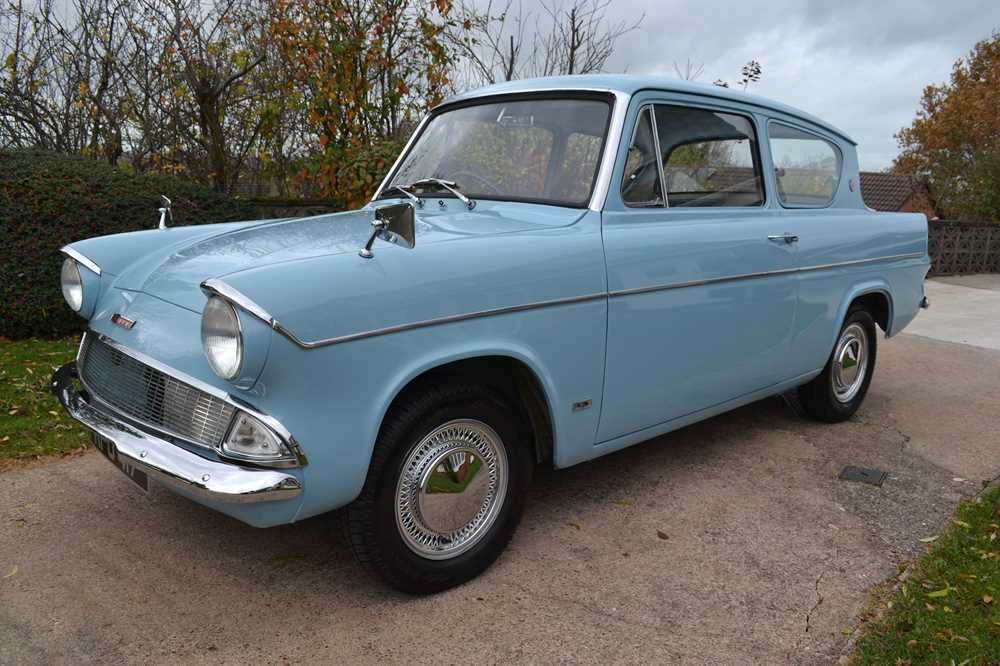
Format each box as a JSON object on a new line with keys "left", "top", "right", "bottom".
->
{"left": 852, "top": 483, "right": 1000, "bottom": 665}
{"left": 0, "top": 337, "right": 88, "bottom": 465}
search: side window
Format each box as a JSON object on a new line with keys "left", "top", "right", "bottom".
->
{"left": 620, "top": 107, "right": 664, "bottom": 207}
{"left": 768, "top": 123, "right": 842, "bottom": 206}
{"left": 653, "top": 105, "right": 764, "bottom": 207}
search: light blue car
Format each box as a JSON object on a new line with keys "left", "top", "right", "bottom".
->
{"left": 51, "top": 75, "right": 930, "bottom": 593}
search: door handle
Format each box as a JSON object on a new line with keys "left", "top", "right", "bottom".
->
{"left": 767, "top": 233, "right": 799, "bottom": 244}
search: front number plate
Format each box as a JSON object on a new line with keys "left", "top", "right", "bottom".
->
{"left": 92, "top": 434, "right": 149, "bottom": 493}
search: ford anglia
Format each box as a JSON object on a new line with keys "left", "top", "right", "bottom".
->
{"left": 51, "top": 75, "right": 930, "bottom": 593}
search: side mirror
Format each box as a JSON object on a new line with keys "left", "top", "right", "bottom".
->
{"left": 360, "top": 203, "right": 416, "bottom": 258}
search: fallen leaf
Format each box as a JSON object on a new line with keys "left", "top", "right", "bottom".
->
{"left": 953, "top": 520, "right": 970, "bottom": 528}
{"left": 925, "top": 602, "right": 936, "bottom": 611}
{"left": 983, "top": 595, "right": 994, "bottom": 605}
{"left": 566, "top": 521, "right": 581, "bottom": 530}
{"left": 613, "top": 499, "right": 633, "bottom": 507}
{"left": 927, "top": 588, "right": 950, "bottom": 598}
{"left": 3, "top": 565, "right": 16, "bottom": 578}
{"left": 656, "top": 530, "right": 669, "bottom": 540}
{"left": 901, "top": 585, "right": 909, "bottom": 597}
{"left": 840, "top": 628, "right": 853, "bottom": 636}
{"left": 919, "top": 535, "right": 939, "bottom": 543}
{"left": 906, "top": 639, "right": 917, "bottom": 648}
{"left": 7, "top": 409, "right": 17, "bottom": 416}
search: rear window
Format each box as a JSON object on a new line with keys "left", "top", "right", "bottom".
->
{"left": 768, "top": 123, "right": 842, "bottom": 206}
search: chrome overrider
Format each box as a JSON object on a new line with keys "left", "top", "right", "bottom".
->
{"left": 50, "top": 363, "right": 302, "bottom": 503}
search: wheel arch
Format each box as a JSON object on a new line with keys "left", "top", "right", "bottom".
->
{"left": 836, "top": 281, "right": 894, "bottom": 339}
{"left": 371, "top": 345, "right": 560, "bottom": 469}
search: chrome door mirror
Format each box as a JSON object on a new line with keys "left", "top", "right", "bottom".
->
{"left": 360, "top": 202, "right": 416, "bottom": 258}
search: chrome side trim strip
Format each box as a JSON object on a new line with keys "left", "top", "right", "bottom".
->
{"left": 86, "top": 332, "right": 307, "bottom": 467}
{"left": 202, "top": 278, "right": 276, "bottom": 327}
{"left": 608, "top": 252, "right": 925, "bottom": 298}
{"left": 61, "top": 247, "right": 102, "bottom": 276}
{"left": 285, "top": 292, "right": 607, "bottom": 349}
{"left": 203, "top": 252, "right": 925, "bottom": 350}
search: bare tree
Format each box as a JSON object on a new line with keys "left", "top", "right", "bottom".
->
{"left": 673, "top": 58, "right": 704, "bottom": 81}
{"left": 139, "top": 0, "right": 270, "bottom": 192}
{"left": 536, "top": 0, "right": 641, "bottom": 76}
{"left": 449, "top": 0, "right": 642, "bottom": 87}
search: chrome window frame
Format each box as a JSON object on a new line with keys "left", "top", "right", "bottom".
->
{"left": 620, "top": 104, "right": 669, "bottom": 208}
{"left": 623, "top": 102, "right": 767, "bottom": 210}
{"left": 370, "top": 88, "right": 632, "bottom": 213}
{"left": 766, "top": 119, "right": 844, "bottom": 210}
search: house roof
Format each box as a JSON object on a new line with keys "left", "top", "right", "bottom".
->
{"left": 860, "top": 171, "right": 925, "bottom": 212}
{"left": 442, "top": 75, "right": 855, "bottom": 145}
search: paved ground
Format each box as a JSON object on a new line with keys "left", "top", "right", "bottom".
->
{"left": 2, "top": 279, "right": 999, "bottom": 665}
{"left": 906, "top": 274, "right": 1000, "bottom": 351}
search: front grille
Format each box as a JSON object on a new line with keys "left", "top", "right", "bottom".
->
{"left": 79, "top": 335, "right": 236, "bottom": 449}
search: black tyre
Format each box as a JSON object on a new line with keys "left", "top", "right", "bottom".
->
{"left": 345, "top": 383, "right": 532, "bottom": 594}
{"left": 797, "top": 307, "right": 878, "bottom": 423}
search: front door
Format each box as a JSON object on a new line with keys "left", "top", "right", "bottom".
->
{"left": 597, "top": 101, "right": 798, "bottom": 442}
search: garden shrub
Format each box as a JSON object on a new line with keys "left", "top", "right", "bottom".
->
{"left": 0, "top": 150, "right": 257, "bottom": 339}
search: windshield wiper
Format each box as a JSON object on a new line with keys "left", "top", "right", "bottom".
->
{"left": 410, "top": 178, "right": 476, "bottom": 210}
{"left": 381, "top": 183, "right": 423, "bottom": 207}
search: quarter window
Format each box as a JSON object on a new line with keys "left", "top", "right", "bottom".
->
{"left": 768, "top": 123, "right": 842, "bottom": 206}
{"left": 620, "top": 107, "right": 664, "bottom": 207}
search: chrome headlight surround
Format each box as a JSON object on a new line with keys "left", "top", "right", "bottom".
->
{"left": 59, "top": 249, "right": 101, "bottom": 318}
{"left": 201, "top": 296, "right": 244, "bottom": 381}
{"left": 61, "top": 257, "right": 84, "bottom": 312}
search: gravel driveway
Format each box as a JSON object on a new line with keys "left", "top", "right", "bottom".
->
{"left": 2, "top": 279, "right": 999, "bottom": 665}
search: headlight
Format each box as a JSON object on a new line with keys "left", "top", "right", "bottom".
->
{"left": 61, "top": 257, "right": 83, "bottom": 312}
{"left": 201, "top": 296, "right": 243, "bottom": 380}
{"left": 222, "top": 412, "right": 292, "bottom": 462}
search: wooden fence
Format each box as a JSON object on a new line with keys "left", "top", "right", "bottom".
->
{"left": 928, "top": 220, "right": 1000, "bottom": 276}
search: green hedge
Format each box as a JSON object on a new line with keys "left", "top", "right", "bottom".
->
{"left": 0, "top": 150, "right": 256, "bottom": 339}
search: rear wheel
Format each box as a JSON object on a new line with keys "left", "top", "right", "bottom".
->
{"left": 346, "top": 383, "right": 532, "bottom": 594}
{"left": 797, "top": 307, "right": 877, "bottom": 423}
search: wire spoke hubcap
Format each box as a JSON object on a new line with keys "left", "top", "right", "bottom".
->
{"left": 832, "top": 323, "right": 869, "bottom": 403}
{"left": 395, "top": 419, "right": 508, "bottom": 560}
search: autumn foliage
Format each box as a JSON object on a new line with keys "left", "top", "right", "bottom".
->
{"left": 894, "top": 32, "right": 1000, "bottom": 222}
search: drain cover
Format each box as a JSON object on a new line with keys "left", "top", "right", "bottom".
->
{"left": 839, "top": 465, "right": 888, "bottom": 486}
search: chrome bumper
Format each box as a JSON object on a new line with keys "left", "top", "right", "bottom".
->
{"left": 51, "top": 362, "right": 302, "bottom": 504}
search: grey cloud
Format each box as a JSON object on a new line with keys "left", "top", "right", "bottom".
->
{"left": 595, "top": 0, "right": 1000, "bottom": 168}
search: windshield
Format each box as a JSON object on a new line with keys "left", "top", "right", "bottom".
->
{"left": 381, "top": 96, "right": 612, "bottom": 208}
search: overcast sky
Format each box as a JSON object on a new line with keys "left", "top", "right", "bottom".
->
{"left": 586, "top": 0, "right": 1000, "bottom": 170}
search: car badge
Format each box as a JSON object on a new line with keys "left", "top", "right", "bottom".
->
{"left": 111, "top": 313, "right": 136, "bottom": 330}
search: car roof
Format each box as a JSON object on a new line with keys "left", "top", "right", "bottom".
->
{"left": 441, "top": 74, "right": 856, "bottom": 145}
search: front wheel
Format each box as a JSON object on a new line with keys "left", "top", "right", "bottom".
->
{"left": 345, "top": 383, "right": 532, "bottom": 594}
{"left": 797, "top": 307, "right": 878, "bottom": 423}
